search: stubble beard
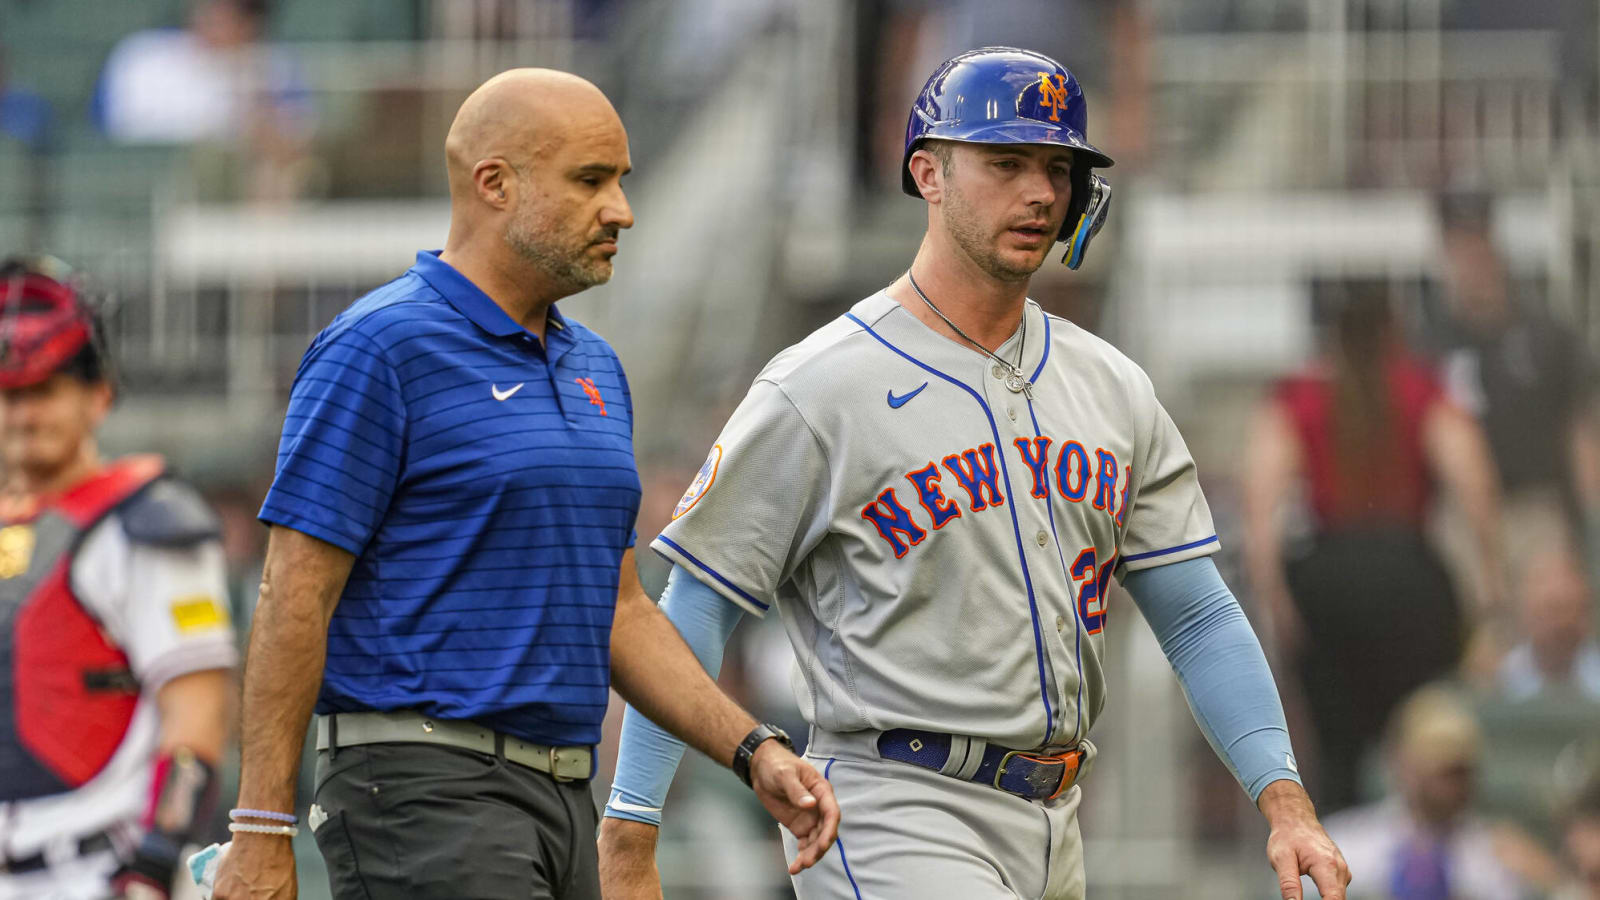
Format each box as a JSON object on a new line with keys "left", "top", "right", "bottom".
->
{"left": 505, "top": 204, "right": 613, "bottom": 293}
{"left": 941, "top": 181, "right": 1048, "bottom": 284}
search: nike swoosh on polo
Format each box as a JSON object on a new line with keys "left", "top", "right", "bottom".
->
{"left": 491, "top": 383, "right": 525, "bottom": 401}
{"left": 887, "top": 382, "right": 929, "bottom": 409}
{"left": 607, "top": 792, "right": 662, "bottom": 815}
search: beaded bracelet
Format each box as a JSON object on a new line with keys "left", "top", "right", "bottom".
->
{"left": 229, "top": 808, "right": 298, "bottom": 824}
{"left": 228, "top": 822, "right": 299, "bottom": 837}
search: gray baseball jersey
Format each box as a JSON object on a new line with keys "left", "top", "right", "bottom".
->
{"left": 654, "top": 291, "right": 1218, "bottom": 750}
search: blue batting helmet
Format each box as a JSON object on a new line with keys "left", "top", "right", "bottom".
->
{"left": 902, "top": 47, "right": 1114, "bottom": 269}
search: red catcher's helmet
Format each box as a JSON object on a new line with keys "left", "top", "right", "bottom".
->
{"left": 0, "top": 258, "right": 100, "bottom": 390}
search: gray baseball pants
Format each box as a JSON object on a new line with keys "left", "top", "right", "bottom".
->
{"left": 786, "top": 730, "right": 1086, "bottom": 900}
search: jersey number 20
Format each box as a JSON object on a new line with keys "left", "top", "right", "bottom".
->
{"left": 1069, "top": 548, "right": 1116, "bottom": 635}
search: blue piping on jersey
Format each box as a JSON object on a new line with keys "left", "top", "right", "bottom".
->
{"left": 1025, "top": 308, "right": 1078, "bottom": 744}
{"left": 845, "top": 312, "right": 1057, "bottom": 742}
{"left": 653, "top": 535, "right": 771, "bottom": 611}
{"left": 1024, "top": 397, "right": 1082, "bottom": 746}
{"left": 1122, "top": 534, "right": 1219, "bottom": 563}
{"left": 823, "top": 758, "right": 865, "bottom": 900}
{"left": 1028, "top": 307, "right": 1051, "bottom": 385}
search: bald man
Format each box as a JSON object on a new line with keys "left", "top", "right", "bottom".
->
{"left": 213, "top": 69, "right": 838, "bottom": 900}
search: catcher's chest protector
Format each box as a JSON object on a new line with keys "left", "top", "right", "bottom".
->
{"left": 0, "top": 456, "right": 164, "bottom": 801}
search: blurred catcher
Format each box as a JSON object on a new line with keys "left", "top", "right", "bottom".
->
{"left": 0, "top": 258, "right": 235, "bottom": 900}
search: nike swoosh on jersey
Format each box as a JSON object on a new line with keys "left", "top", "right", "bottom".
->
{"left": 491, "top": 383, "right": 525, "bottom": 401}
{"left": 607, "top": 792, "right": 663, "bottom": 814}
{"left": 887, "top": 382, "right": 929, "bottom": 409}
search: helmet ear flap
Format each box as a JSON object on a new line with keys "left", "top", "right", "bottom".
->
{"left": 1059, "top": 173, "right": 1112, "bottom": 270}
{"left": 1059, "top": 164, "right": 1092, "bottom": 243}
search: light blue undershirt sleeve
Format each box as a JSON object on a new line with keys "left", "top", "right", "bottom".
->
{"left": 1121, "top": 556, "right": 1301, "bottom": 802}
{"left": 605, "top": 564, "right": 745, "bottom": 826}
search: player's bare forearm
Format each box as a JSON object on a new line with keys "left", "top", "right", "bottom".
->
{"left": 597, "top": 817, "right": 664, "bottom": 900}
{"left": 1257, "top": 779, "right": 1317, "bottom": 825}
{"left": 234, "top": 526, "right": 354, "bottom": 812}
{"left": 608, "top": 552, "right": 754, "bottom": 766}
{"left": 1257, "top": 780, "right": 1351, "bottom": 900}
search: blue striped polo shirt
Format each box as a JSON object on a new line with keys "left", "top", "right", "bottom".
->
{"left": 259, "top": 250, "right": 642, "bottom": 747}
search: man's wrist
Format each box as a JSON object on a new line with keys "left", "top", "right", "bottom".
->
{"left": 1256, "top": 778, "right": 1316, "bottom": 826}
{"left": 232, "top": 782, "right": 297, "bottom": 818}
{"left": 732, "top": 723, "right": 793, "bottom": 787}
{"left": 599, "top": 816, "right": 661, "bottom": 850}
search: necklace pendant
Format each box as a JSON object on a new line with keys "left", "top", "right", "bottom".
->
{"left": 1005, "top": 370, "right": 1026, "bottom": 394}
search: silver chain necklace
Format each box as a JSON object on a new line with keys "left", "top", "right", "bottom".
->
{"left": 907, "top": 270, "right": 1032, "bottom": 397}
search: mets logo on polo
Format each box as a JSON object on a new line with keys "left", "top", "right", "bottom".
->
{"left": 576, "top": 377, "right": 607, "bottom": 415}
{"left": 1034, "top": 73, "right": 1069, "bottom": 123}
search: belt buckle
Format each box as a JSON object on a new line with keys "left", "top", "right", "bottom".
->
{"left": 547, "top": 746, "right": 575, "bottom": 783}
{"left": 993, "top": 747, "right": 1084, "bottom": 801}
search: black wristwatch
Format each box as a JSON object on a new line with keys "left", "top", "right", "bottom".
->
{"left": 732, "top": 723, "right": 794, "bottom": 788}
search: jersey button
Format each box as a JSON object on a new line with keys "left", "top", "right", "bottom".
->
{"left": 991, "top": 363, "right": 1005, "bottom": 379}
{"left": 1056, "top": 614, "right": 1066, "bottom": 632}
{"left": 1006, "top": 406, "right": 1017, "bottom": 422}
{"left": 1035, "top": 530, "right": 1048, "bottom": 547}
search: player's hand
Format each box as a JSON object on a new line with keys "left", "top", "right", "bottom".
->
{"left": 1259, "top": 780, "right": 1350, "bottom": 900}
{"left": 748, "top": 742, "right": 840, "bottom": 875}
{"left": 212, "top": 833, "right": 298, "bottom": 900}
{"left": 597, "top": 817, "right": 664, "bottom": 900}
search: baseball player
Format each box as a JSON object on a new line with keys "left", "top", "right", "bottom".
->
{"left": 0, "top": 258, "right": 236, "bottom": 900}
{"left": 598, "top": 47, "right": 1351, "bottom": 900}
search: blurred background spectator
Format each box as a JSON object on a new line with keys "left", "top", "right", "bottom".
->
{"left": 5, "top": 0, "right": 1600, "bottom": 896}
{"left": 93, "top": 0, "right": 316, "bottom": 201}
{"left": 1434, "top": 191, "right": 1600, "bottom": 564}
{"left": 1318, "top": 685, "right": 1558, "bottom": 900}
{"left": 1498, "top": 545, "right": 1600, "bottom": 702}
{"left": 1240, "top": 280, "right": 1501, "bottom": 814}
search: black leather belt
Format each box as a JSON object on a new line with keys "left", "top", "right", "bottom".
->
{"left": 877, "top": 729, "right": 1087, "bottom": 802}
{"left": 0, "top": 830, "right": 114, "bottom": 875}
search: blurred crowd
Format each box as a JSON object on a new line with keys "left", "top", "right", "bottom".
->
{"left": 6, "top": 0, "right": 1600, "bottom": 898}
{"left": 1229, "top": 189, "right": 1600, "bottom": 900}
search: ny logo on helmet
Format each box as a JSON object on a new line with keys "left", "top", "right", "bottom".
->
{"left": 1036, "top": 73, "right": 1069, "bottom": 123}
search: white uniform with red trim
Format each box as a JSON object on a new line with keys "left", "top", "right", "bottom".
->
{"left": 653, "top": 292, "right": 1218, "bottom": 899}
{"left": 0, "top": 508, "right": 234, "bottom": 900}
